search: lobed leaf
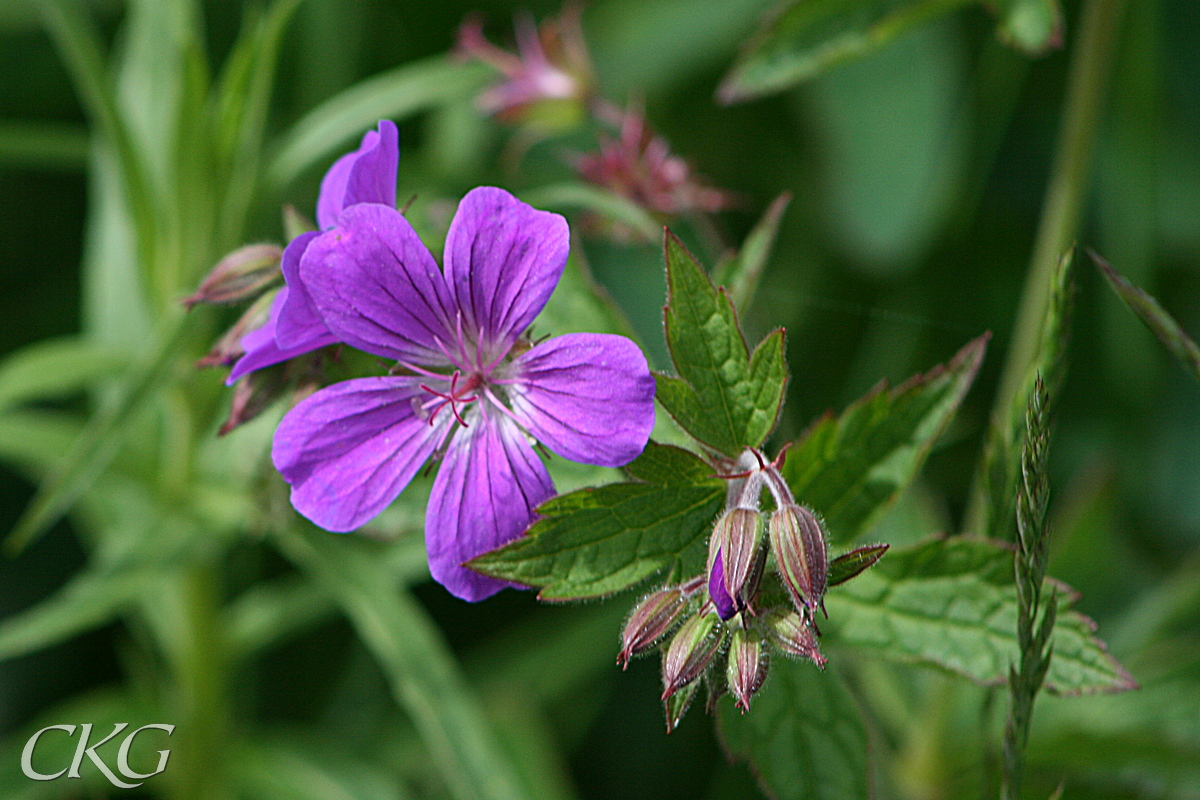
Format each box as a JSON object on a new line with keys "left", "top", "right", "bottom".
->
{"left": 717, "top": 0, "right": 974, "bottom": 104}
{"left": 656, "top": 231, "right": 787, "bottom": 456}
{"left": 783, "top": 334, "right": 988, "bottom": 543}
{"left": 712, "top": 192, "right": 792, "bottom": 314}
{"left": 468, "top": 442, "right": 726, "bottom": 600}
{"left": 717, "top": 660, "right": 869, "bottom": 800}
{"left": 824, "top": 537, "right": 1137, "bottom": 695}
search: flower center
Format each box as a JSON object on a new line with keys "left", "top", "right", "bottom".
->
{"left": 419, "top": 370, "right": 483, "bottom": 427}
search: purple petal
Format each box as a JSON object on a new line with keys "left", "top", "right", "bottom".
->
{"left": 301, "top": 203, "right": 456, "bottom": 365}
{"left": 443, "top": 187, "right": 569, "bottom": 351}
{"left": 227, "top": 287, "right": 337, "bottom": 384}
{"left": 272, "top": 376, "right": 452, "bottom": 532}
{"left": 426, "top": 410, "right": 554, "bottom": 601}
{"left": 275, "top": 231, "right": 331, "bottom": 349}
{"left": 508, "top": 333, "right": 655, "bottom": 467}
{"left": 708, "top": 551, "right": 737, "bottom": 620}
{"left": 316, "top": 120, "right": 399, "bottom": 230}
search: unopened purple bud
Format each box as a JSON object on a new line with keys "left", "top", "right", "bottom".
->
{"left": 197, "top": 290, "right": 276, "bottom": 368}
{"left": 661, "top": 611, "right": 722, "bottom": 701}
{"left": 663, "top": 679, "right": 699, "bottom": 734}
{"left": 708, "top": 551, "right": 738, "bottom": 620}
{"left": 182, "top": 243, "right": 283, "bottom": 309}
{"left": 718, "top": 508, "right": 764, "bottom": 605}
{"left": 619, "top": 586, "right": 687, "bottom": 669}
{"left": 764, "top": 610, "right": 826, "bottom": 669}
{"left": 727, "top": 627, "right": 768, "bottom": 712}
{"left": 770, "top": 504, "right": 829, "bottom": 618}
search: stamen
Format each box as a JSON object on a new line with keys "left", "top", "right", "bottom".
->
{"left": 419, "top": 370, "right": 480, "bottom": 428}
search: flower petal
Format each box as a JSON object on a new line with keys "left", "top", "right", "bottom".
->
{"left": 316, "top": 120, "right": 399, "bottom": 230}
{"left": 227, "top": 287, "right": 337, "bottom": 384}
{"left": 426, "top": 410, "right": 554, "bottom": 601}
{"left": 272, "top": 376, "right": 451, "bottom": 532}
{"left": 301, "top": 203, "right": 456, "bottom": 364}
{"left": 443, "top": 186, "right": 568, "bottom": 352}
{"left": 508, "top": 333, "right": 655, "bottom": 467}
{"left": 275, "top": 231, "right": 331, "bottom": 349}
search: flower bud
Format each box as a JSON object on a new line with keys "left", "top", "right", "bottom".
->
{"left": 218, "top": 363, "right": 289, "bottom": 436}
{"left": 727, "top": 627, "right": 768, "bottom": 712}
{"left": 197, "top": 289, "right": 276, "bottom": 368}
{"left": 707, "top": 550, "right": 738, "bottom": 621}
{"left": 182, "top": 243, "right": 283, "bottom": 309}
{"left": 619, "top": 586, "right": 687, "bottom": 669}
{"left": 661, "top": 611, "right": 722, "bottom": 701}
{"left": 764, "top": 610, "right": 826, "bottom": 668}
{"left": 663, "top": 679, "right": 699, "bottom": 734}
{"left": 770, "top": 504, "right": 829, "bottom": 618}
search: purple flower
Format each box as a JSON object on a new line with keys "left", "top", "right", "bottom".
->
{"left": 228, "top": 120, "right": 400, "bottom": 383}
{"left": 271, "top": 186, "right": 656, "bottom": 601}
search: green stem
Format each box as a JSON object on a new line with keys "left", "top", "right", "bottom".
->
{"left": 965, "top": 0, "right": 1125, "bottom": 535}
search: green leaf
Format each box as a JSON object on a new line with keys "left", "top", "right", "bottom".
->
{"left": 712, "top": 192, "right": 791, "bottom": 314}
{"left": 4, "top": 313, "right": 197, "bottom": 554}
{"left": 468, "top": 442, "right": 726, "bottom": 600}
{"left": 828, "top": 543, "right": 890, "bottom": 587}
{"left": 1094, "top": 251, "right": 1200, "bottom": 384}
{"left": 656, "top": 231, "right": 787, "bottom": 456}
{"left": 824, "top": 537, "right": 1137, "bottom": 695}
{"left": 276, "top": 525, "right": 532, "bottom": 800}
{"left": 0, "top": 410, "right": 83, "bottom": 477}
{"left": 231, "top": 736, "right": 409, "bottom": 800}
{"left": 968, "top": 248, "right": 1073, "bottom": 540}
{"left": 0, "top": 337, "right": 128, "bottom": 413}
{"left": 717, "top": 0, "right": 973, "bottom": 103}
{"left": 991, "top": 0, "right": 1063, "bottom": 54}
{"left": 0, "top": 120, "right": 89, "bottom": 170}
{"left": 520, "top": 183, "right": 662, "bottom": 243}
{"left": 782, "top": 334, "right": 988, "bottom": 543}
{"left": 717, "top": 660, "right": 869, "bottom": 800}
{"left": 268, "top": 57, "right": 489, "bottom": 191}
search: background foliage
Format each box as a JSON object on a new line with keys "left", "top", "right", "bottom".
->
{"left": 1, "top": 0, "right": 1199, "bottom": 798}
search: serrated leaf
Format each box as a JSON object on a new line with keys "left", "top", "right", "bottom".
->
{"left": 783, "top": 334, "right": 988, "bottom": 543}
{"left": 825, "top": 537, "right": 1137, "bottom": 695}
{"left": 468, "top": 442, "right": 725, "bottom": 600}
{"left": 712, "top": 192, "right": 792, "bottom": 314}
{"left": 657, "top": 231, "right": 787, "bottom": 456}
{"left": 717, "top": 660, "right": 869, "bottom": 800}
{"left": 268, "top": 57, "right": 489, "bottom": 190}
{"left": 991, "top": 0, "right": 1063, "bottom": 54}
{"left": 717, "top": 0, "right": 973, "bottom": 104}
{"left": 1094, "top": 251, "right": 1200, "bottom": 384}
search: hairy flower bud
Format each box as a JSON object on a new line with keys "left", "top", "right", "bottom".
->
{"left": 661, "top": 611, "right": 722, "bottom": 701}
{"left": 619, "top": 586, "right": 687, "bottom": 669}
{"left": 707, "top": 508, "right": 765, "bottom": 619}
{"left": 197, "top": 290, "right": 277, "bottom": 368}
{"left": 182, "top": 243, "right": 283, "bottom": 309}
{"left": 764, "top": 610, "right": 826, "bottom": 668}
{"left": 727, "top": 627, "right": 768, "bottom": 712}
{"left": 770, "top": 503, "right": 829, "bottom": 618}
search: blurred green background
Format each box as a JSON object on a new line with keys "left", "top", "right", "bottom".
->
{"left": 2, "top": 0, "right": 1199, "bottom": 798}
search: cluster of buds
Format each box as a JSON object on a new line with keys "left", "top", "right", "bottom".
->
{"left": 186, "top": 210, "right": 326, "bottom": 435}
{"left": 618, "top": 448, "right": 887, "bottom": 731}
{"left": 455, "top": 5, "right": 594, "bottom": 132}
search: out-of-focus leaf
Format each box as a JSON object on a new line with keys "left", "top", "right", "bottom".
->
{"left": 268, "top": 57, "right": 489, "bottom": 190}
{"left": 783, "top": 334, "right": 988, "bottom": 543}
{"left": 468, "top": 442, "right": 725, "bottom": 600}
{"left": 0, "top": 561, "right": 168, "bottom": 662}
{"left": 0, "top": 410, "right": 83, "bottom": 477}
{"left": 712, "top": 192, "right": 791, "bottom": 314}
{"left": 717, "top": 660, "right": 869, "bottom": 800}
{"left": 969, "top": 249, "right": 1073, "bottom": 540}
{"left": 656, "top": 231, "right": 787, "bottom": 456}
{"left": 535, "top": 246, "right": 637, "bottom": 342}
{"left": 0, "top": 337, "right": 127, "bottom": 412}
{"left": 4, "top": 313, "right": 196, "bottom": 554}
{"left": 717, "top": 0, "right": 972, "bottom": 103}
{"left": 992, "top": 0, "right": 1063, "bottom": 54}
{"left": 231, "top": 736, "right": 409, "bottom": 800}
{"left": 520, "top": 183, "right": 661, "bottom": 243}
{"left": 1094, "top": 251, "right": 1200, "bottom": 384}
{"left": 277, "top": 525, "right": 532, "bottom": 800}
{"left": 0, "top": 120, "right": 89, "bottom": 169}
{"left": 825, "top": 537, "right": 1137, "bottom": 695}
